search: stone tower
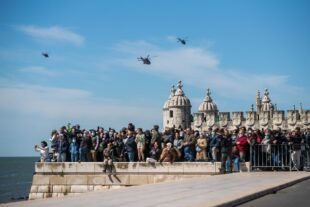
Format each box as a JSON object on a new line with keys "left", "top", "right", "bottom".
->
{"left": 163, "top": 81, "right": 192, "bottom": 129}
{"left": 260, "top": 88, "right": 274, "bottom": 118}
{"left": 256, "top": 90, "right": 262, "bottom": 115}
{"left": 192, "top": 88, "right": 219, "bottom": 130}
{"left": 198, "top": 88, "right": 218, "bottom": 114}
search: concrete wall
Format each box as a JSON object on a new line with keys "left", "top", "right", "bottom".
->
{"left": 29, "top": 162, "right": 250, "bottom": 200}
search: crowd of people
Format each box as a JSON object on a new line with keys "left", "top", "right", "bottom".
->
{"left": 35, "top": 123, "right": 310, "bottom": 173}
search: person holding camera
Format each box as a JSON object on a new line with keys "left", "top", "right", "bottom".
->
{"left": 34, "top": 141, "right": 49, "bottom": 162}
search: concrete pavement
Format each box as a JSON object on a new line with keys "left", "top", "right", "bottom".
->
{"left": 238, "top": 178, "right": 310, "bottom": 207}
{"left": 1, "top": 172, "right": 309, "bottom": 207}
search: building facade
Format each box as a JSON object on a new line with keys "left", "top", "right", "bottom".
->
{"left": 163, "top": 81, "right": 309, "bottom": 131}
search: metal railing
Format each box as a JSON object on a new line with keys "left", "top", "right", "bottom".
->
{"left": 250, "top": 144, "right": 310, "bottom": 171}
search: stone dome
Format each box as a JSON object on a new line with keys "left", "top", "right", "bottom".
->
{"left": 170, "top": 94, "right": 191, "bottom": 107}
{"left": 163, "top": 100, "right": 170, "bottom": 110}
{"left": 261, "top": 88, "right": 274, "bottom": 112}
{"left": 163, "top": 81, "right": 191, "bottom": 109}
{"left": 198, "top": 88, "right": 218, "bottom": 112}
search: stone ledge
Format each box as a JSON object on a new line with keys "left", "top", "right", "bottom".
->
{"left": 36, "top": 162, "right": 249, "bottom": 174}
{"left": 31, "top": 174, "right": 214, "bottom": 186}
{"left": 70, "top": 185, "right": 89, "bottom": 193}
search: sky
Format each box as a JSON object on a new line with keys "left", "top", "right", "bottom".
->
{"left": 0, "top": 0, "right": 309, "bottom": 156}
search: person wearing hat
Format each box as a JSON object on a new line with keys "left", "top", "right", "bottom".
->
{"left": 151, "top": 125, "right": 162, "bottom": 149}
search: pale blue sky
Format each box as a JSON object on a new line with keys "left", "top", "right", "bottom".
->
{"left": 0, "top": 0, "right": 309, "bottom": 156}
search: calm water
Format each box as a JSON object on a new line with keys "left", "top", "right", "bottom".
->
{"left": 0, "top": 157, "right": 38, "bottom": 204}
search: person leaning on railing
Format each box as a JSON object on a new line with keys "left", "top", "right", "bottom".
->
{"left": 288, "top": 127, "right": 305, "bottom": 170}
{"left": 247, "top": 128, "right": 259, "bottom": 167}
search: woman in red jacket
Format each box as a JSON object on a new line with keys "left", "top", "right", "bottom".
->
{"left": 236, "top": 127, "right": 249, "bottom": 161}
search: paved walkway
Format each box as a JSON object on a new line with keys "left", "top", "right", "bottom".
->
{"left": 1, "top": 172, "right": 309, "bottom": 207}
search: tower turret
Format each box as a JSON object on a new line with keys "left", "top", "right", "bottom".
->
{"left": 256, "top": 90, "right": 262, "bottom": 114}
{"left": 198, "top": 88, "right": 218, "bottom": 113}
{"left": 163, "top": 81, "right": 191, "bottom": 129}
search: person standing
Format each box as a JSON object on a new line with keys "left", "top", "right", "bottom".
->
{"left": 236, "top": 127, "right": 249, "bottom": 162}
{"left": 173, "top": 130, "right": 184, "bottom": 160}
{"left": 125, "top": 130, "right": 137, "bottom": 162}
{"left": 79, "top": 131, "right": 90, "bottom": 162}
{"left": 69, "top": 137, "right": 79, "bottom": 162}
{"left": 56, "top": 134, "right": 68, "bottom": 162}
{"left": 90, "top": 131, "right": 99, "bottom": 162}
{"left": 183, "top": 128, "right": 196, "bottom": 161}
{"left": 151, "top": 125, "right": 162, "bottom": 149}
{"left": 220, "top": 128, "right": 232, "bottom": 173}
{"left": 289, "top": 127, "right": 304, "bottom": 170}
{"left": 209, "top": 128, "right": 220, "bottom": 162}
{"left": 196, "top": 133, "right": 207, "bottom": 161}
{"left": 135, "top": 128, "right": 145, "bottom": 162}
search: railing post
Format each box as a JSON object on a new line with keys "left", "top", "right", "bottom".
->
{"left": 250, "top": 144, "right": 252, "bottom": 172}
{"left": 289, "top": 144, "right": 292, "bottom": 171}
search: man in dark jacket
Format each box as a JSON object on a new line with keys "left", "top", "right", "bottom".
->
{"left": 209, "top": 128, "right": 220, "bottom": 162}
{"left": 220, "top": 129, "right": 232, "bottom": 173}
{"left": 55, "top": 134, "right": 68, "bottom": 162}
{"left": 125, "top": 130, "right": 136, "bottom": 162}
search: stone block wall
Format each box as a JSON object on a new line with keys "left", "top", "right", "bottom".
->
{"left": 29, "top": 162, "right": 250, "bottom": 200}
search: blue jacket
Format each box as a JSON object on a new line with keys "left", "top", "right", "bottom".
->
{"left": 209, "top": 135, "right": 220, "bottom": 149}
{"left": 69, "top": 142, "right": 79, "bottom": 154}
{"left": 125, "top": 136, "right": 136, "bottom": 152}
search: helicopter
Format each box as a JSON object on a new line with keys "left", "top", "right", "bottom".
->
{"left": 177, "top": 37, "right": 187, "bottom": 45}
{"left": 41, "top": 52, "right": 49, "bottom": 58}
{"left": 137, "top": 55, "right": 151, "bottom": 65}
